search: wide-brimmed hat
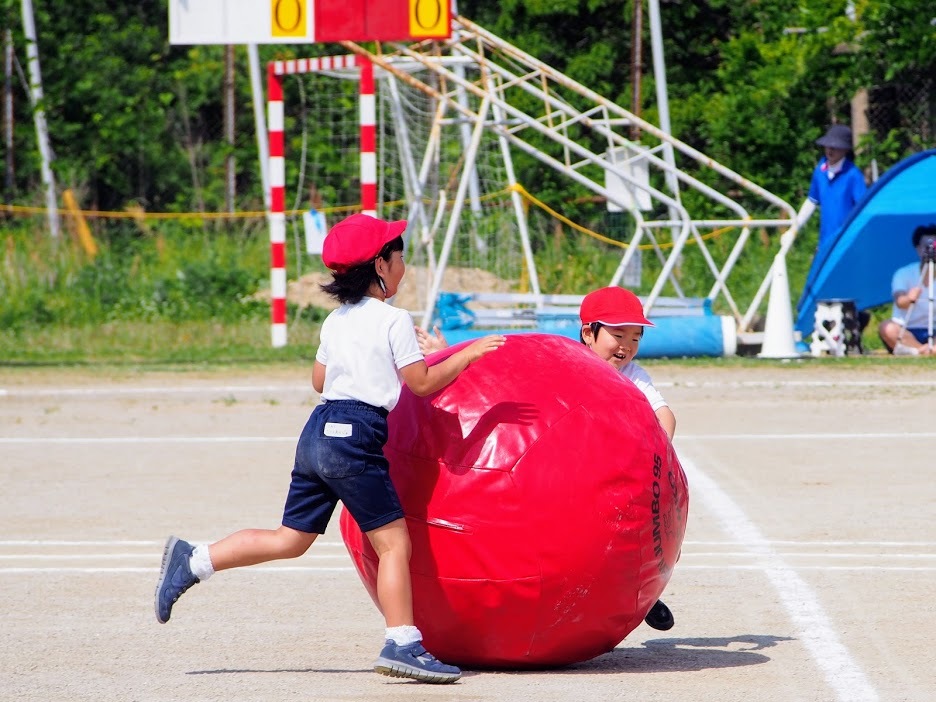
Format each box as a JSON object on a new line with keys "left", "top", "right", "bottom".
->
{"left": 322, "top": 214, "right": 407, "bottom": 273}
{"left": 579, "top": 287, "right": 653, "bottom": 327}
{"left": 815, "top": 124, "right": 854, "bottom": 150}
{"left": 912, "top": 224, "right": 936, "bottom": 248}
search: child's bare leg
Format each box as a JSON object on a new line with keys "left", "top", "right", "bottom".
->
{"left": 209, "top": 525, "right": 317, "bottom": 571}
{"left": 366, "top": 518, "right": 414, "bottom": 627}
{"left": 879, "top": 320, "right": 900, "bottom": 351}
{"left": 368, "top": 518, "right": 460, "bottom": 683}
{"left": 156, "top": 526, "right": 317, "bottom": 624}
{"left": 880, "top": 320, "right": 927, "bottom": 354}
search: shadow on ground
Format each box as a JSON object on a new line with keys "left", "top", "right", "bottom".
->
{"left": 572, "top": 634, "right": 795, "bottom": 674}
{"left": 186, "top": 634, "right": 793, "bottom": 677}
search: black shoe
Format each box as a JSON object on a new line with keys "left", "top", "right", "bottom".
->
{"left": 644, "top": 599, "right": 674, "bottom": 631}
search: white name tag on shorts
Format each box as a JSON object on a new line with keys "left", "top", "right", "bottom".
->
{"left": 324, "top": 422, "right": 353, "bottom": 438}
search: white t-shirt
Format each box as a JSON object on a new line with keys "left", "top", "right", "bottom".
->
{"left": 316, "top": 297, "right": 423, "bottom": 412}
{"left": 891, "top": 261, "right": 930, "bottom": 329}
{"left": 621, "top": 362, "right": 667, "bottom": 412}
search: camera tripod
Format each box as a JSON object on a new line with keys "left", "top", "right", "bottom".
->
{"left": 893, "top": 244, "right": 935, "bottom": 355}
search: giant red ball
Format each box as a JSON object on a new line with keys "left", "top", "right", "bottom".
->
{"left": 340, "top": 333, "right": 688, "bottom": 668}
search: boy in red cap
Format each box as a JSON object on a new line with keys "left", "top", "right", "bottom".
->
{"left": 417, "top": 285, "right": 678, "bottom": 631}
{"left": 577, "top": 286, "right": 676, "bottom": 438}
{"left": 155, "top": 213, "right": 505, "bottom": 683}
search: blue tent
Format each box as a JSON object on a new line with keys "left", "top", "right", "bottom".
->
{"left": 795, "top": 149, "right": 936, "bottom": 337}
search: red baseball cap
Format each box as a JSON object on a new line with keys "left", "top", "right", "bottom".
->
{"left": 579, "top": 287, "right": 654, "bottom": 327}
{"left": 322, "top": 214, "right": 407, "bottom": 273}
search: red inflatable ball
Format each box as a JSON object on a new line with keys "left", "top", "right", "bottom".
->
{"left": 340, "top": 333, "right": 687, "bottom": 668}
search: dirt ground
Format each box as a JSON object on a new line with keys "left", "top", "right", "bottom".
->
{"left": 1, "top": 362, "right": 934, "bottom": 701}
{"left": 259, "top": 265, "right": 515, "bottom": 314}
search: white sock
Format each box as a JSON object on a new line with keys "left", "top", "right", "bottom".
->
{"left": 189, "top": 544, "right": 215, "bottom": 581}
{"left": 386, "top": 625, "right": 422, "bottom": 646}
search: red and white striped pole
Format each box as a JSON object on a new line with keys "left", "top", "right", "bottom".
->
{"left": 358, "top": 56, "right": 377, "bottom": 217}
{"left": 267, "top": 63, "right": 287, "bottom": 347}
{"left": 265, "top": 54, "right": 375, "bottom": 347}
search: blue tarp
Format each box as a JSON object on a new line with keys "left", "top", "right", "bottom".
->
{"left": 432, "top": 292, "right": 733, "bottom": 357}
{"left": 439, "top": 315, "right": 733, "bottom": 358}
{"left": 795, "top": 149, "right": 936, "bottom": 337}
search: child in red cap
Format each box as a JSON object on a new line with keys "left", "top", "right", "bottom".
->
{"left": 417, "top": 285, "right": 677, "bottom": 631}
{"left": 155, "top": 214, "right": 505, "bottom": 683}
{"left": 576, "top": 286, "right": 676, "bottom": 438}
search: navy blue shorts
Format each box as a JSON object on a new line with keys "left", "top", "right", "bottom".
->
{"left": 282, "top": 400, "right": 404, "bottom": 534}
{"left": 908, "top": 328, "right": 933, "bottom": 344}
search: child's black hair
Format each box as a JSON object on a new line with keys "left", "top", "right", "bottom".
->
{"left": 579, "top": 322, "right": 644, "bottom": 344}
{"left": 320, "top": 236, "right": 404, "bottom": 305}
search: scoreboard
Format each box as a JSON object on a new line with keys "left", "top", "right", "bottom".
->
{"left": 169, "top": 0, "right": 451, "bottom": 45}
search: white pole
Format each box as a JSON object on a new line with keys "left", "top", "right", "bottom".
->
{"left": 647, "top": 0, "right": 679, "bottom": 201}
{"left": 223, "top": 45, "right": 236, "bottom": 213}
{"left": 21, "top": 0, "right": 59, "bottom": 238}
{"left": 248, "top": 44, "right": 270, "bottom": 210}
{"left": 420, "top": 96, "right": 492, "bottom": 329}
{"left": 491, "top": 95, "right": 541, "bottom": 301}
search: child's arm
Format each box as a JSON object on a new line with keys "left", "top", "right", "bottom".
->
{"left": 312, "top": 361, "right": 326, "bottom": 394}
{"left": 400, "top": 335, "right": 505, "bottom": 396}
{"left": 656, "top": 406, "right": 676, "bottom": 440}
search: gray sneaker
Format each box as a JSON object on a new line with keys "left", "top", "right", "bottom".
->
{"left": 374, "top": 640, "right": 461, "bottom": 683}
{"left": 154, "top": 536, "right": 198, "bottom": 623}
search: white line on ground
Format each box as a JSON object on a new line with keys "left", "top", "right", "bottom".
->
{"left": 0, "top": 567, "right": 355, "bottom": 574}
{"left": 3, "top": 379, "right": 936, "bottom": 398}
{"left": 0, "top": 437, "right": 297, "bottom": 444}
{"left": 679, "top": 565, "right": 936, "bottom": 572}
{"left": 0, "top": 539, "right": 347, "bottom": 547}
{"left": 0, "top": 538, "right": 929, "bottom": 547}
{"left": 679, "top": 453, "right": 879, "bottom": 702}
{"left": 1, "top": 551, "right": 930, "bottom": 562}
{"left": 684, "top": 552, "right": 935, "bottom": 559}
{"left": 658, "top": 380, "right": 936, "bottom": 388}
{"left": 1, "top": 564, "right": 931, "bottom": 575}
{"left": 0, "top": 553, "right": 350, "bottom": 560}
{"left": 5, "top": 431, "right": 935, "bottom": 445}
{"left": 684, "top": 540, "right": 936, "bottom": 547}
{"left": 0, "top": 385, "right": 313, "bottom": 397}
{"left": 679, "top": 432, "right": 936, "bottom": 440}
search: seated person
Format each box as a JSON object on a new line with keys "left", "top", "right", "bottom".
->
{"left": 878, "top": 224, "right": 936, "bottom": 356}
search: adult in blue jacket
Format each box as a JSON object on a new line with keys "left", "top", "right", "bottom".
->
{"left": 794, "top": 124, "right": 868, "bottom": 253}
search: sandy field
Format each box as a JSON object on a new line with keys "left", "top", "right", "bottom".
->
{"left": 1, "top": 362, "right": 934, "bottom": 701}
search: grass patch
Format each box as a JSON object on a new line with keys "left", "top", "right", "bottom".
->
{"left": 0, "top": 318, "right": 320, "bottom": 366}
{"left": 0, "top": 214, "right": 920, "bottom": 368}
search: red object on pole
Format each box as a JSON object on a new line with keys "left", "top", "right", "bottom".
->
{"left": 314, "top": 0, "right": 451, "bottom": 42}
{"left": 340, "top": 334, "right": 689, "bottom": 668}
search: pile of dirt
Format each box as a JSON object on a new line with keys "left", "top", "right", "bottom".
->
{"left": 256, "top": 265, "right": 515, "bottom": 313}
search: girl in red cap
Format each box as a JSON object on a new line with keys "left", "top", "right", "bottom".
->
{"left": 417, "top": 285, "right": 678, "bottom": 631}
{"left": 155, "top": 214, "right": 505, "bottom": 684}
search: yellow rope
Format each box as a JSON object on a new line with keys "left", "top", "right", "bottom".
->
{"left": 1, "top": 186, "right": 740, "bottom": 250}
{"left": 0, "top": 202, "right": 359, "bottom": 220}
{"left": 507, "top": 183, "right": 737, "bottom": 251}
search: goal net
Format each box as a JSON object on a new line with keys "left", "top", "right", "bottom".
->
{"left": 278, "top": 57, "right": 531, "bottom": 322}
